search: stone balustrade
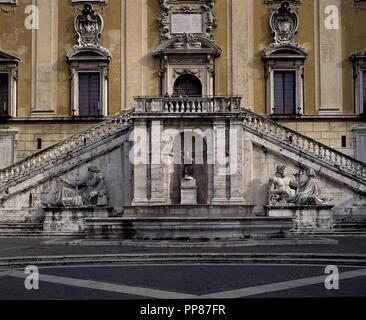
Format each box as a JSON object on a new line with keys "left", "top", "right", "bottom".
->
{"left": 242, "top": 109, "right": 366, "bottom": 181}
{"left": 0, "top": 110, "right": 133, "bottom": 188}
{"left": 134, "top": 96, "right": 242, "bottom": 113}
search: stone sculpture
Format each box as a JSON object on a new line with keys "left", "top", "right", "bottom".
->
{"left": 268, "top": 164, "right": 296, "bottom": 205}
{"left": 289, "top": 168, "right": 328, "bottom": 205}
{"left": 268, "top": 164, "right": 328, "bottom": 206}
{"left": 51, "top": 166, "right": 108, "bottom": 207}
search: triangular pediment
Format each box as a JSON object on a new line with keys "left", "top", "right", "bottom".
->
{"left": 0, "top": 51, "right": 20, "bottom": 64}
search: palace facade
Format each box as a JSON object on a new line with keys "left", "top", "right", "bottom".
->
{"left": 0, "top": 0, "right": 365, "bottom": 166}
{"left": 0, "top": 0, "right": 365, "bottom": 238}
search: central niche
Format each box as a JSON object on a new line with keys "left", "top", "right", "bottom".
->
{"left": 170, "top": 131, "right": 209, "bottom": 205}
{"left": 173, "top": 74, "right": 202, "bottom": 96}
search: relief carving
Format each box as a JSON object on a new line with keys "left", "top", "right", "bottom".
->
{"left": 157, "top": 0, "right": 217, "bottom": 42}
{"left": 69, "top": 3, "right": 110, "bottom": 57}
{"left": 270, "top": 1, "right": 298, "bottom": 45}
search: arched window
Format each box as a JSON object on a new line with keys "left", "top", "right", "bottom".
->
{"left": 173, "top": 74, "right": 202, "bottom": 96}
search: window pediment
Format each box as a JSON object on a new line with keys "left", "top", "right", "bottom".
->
{"left": 0, "top": 51, "right": 20, "bottom": 64}
{"left": 67, "top": 47, "right": 111, "bottom": 62}
{"left": 153, "top": 35, "right": 222, "bottom": 57}
{"left": 263, "top": 43, "right": 307, "bottom": 60}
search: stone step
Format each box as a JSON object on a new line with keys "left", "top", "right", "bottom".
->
{"left": 0, "top": 223, "right": 43, "bottom": 230}
{"left": 123, "top": 205, "right": 256, "bottom": 217}
{"left": 0, "top": 222, "right": 44, "bottom": 237}
{"left": 85, "top": 217, "right": 294, "bottom": 240}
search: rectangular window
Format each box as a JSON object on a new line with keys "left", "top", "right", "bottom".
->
{"left": 274, "top": 71, "right": 296, "bottom": 115}
{"left": 78, "top": 72, "right": 100, "bottom": 117}
{"left": 0, "top": 73, "right": 9, "bottom": 117}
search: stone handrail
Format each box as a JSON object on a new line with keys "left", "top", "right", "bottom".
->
{"left": 0, "top": 109, "right": 134, "bottom": 188}
{"left": 134, "top": 96, "right": 242, "bottom": 113}
{"left": 242, "top": 109, "right": 366, "bottom": 182}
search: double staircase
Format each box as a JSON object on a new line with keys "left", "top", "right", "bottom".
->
{"left": 0, "top": 97, "right": 365, "bottom": 238}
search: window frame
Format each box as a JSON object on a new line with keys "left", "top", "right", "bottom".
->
{"left": 0, "top": 51, "right": 19, "bottom": 118}
{"left": 78, "top": 71, "right": 102, "bottom": 117}
{"left": 273, "top": 70, "right": 297, "bottom": 115}
{"left": 173, "top": 74, "right": 203, "bottom": 97}
{"left": 351, "top": 51, "right": 366, "bottom": 115}
{"left": 70, "top": 66, "right": 108, "bottom": 118}
{"left": 265, "top": 62, "right": 304, "bottom": 116}
{"left": 0, "top": 72, "right": 10, "bottom": 118}
{"left": 355, "top": 68, "right": 366, "bottom": 115}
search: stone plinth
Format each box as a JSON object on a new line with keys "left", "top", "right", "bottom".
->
{"left": 266, "top": 205, "right": 296, "bottom": 218}
{"left": 293, "top": 205, "right": 334, "bottom": 232}
{"left": 180, "top": 178, "right": 198, "bottom": 205}
{"left": 43, "top": 207, "right": 113, "bottom": 233}
{"left": 266, "top": 205, "right": 334, "bottom": 233}
{"left": 85, "top": 216, "right": 293, "bottom": 240}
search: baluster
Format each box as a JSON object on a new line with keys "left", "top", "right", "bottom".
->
{"left": 199, "top": 100, "right": 204, "bottom": 112}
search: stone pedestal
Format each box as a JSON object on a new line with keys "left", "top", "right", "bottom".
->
{"left": 293, "top": 205, "right": 334, "bottom": 232}
{"left": 180, "top": 177, "right": 198, "bottom": 205}
{"left": 266, "top": 205, "right": 295, "bottom": 218}
{"left": 266, "top": 205, "right": 334, "bottom": 232}
{"left": 43, "top": 207, "right": 113, "bottom": 233}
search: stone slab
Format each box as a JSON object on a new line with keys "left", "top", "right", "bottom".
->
{"left": 43, "top": 207, "right": 113, "bottom": 233}
{"left": 85, "top": 216, "right": 293, "bottom": 240}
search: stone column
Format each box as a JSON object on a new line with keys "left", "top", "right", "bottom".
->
{"left": 132, "top": 120, "right": 149, "bottom": 205}
{"left": 150, "top": 120, "right": 166, "bottom": 204}
{"left": 0, "top": 127, "right": 17, "bottom": 169}
{"left": 315, "top": 0, "right": 343, "bottom": 114}
{"left": 211, "top": 120, "right": 228, "bottom": 205}
{"left": 31, "top": 0, "right": 58, "bottom": 117}
{"left": 229, "top": 120, "right": 245, "bottom": 204}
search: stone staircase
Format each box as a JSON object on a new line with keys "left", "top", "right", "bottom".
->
{"left": 0, "top": 109, "right": 133, "bottom": 204}
{"left": 242, "top": 108, "right": 366, "bottom": 193}
{"left": 0, "top": 102, "right": 365, "bottom": 238}
{"left": 0, "top": 223, "right": 44, "bottom": 237}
